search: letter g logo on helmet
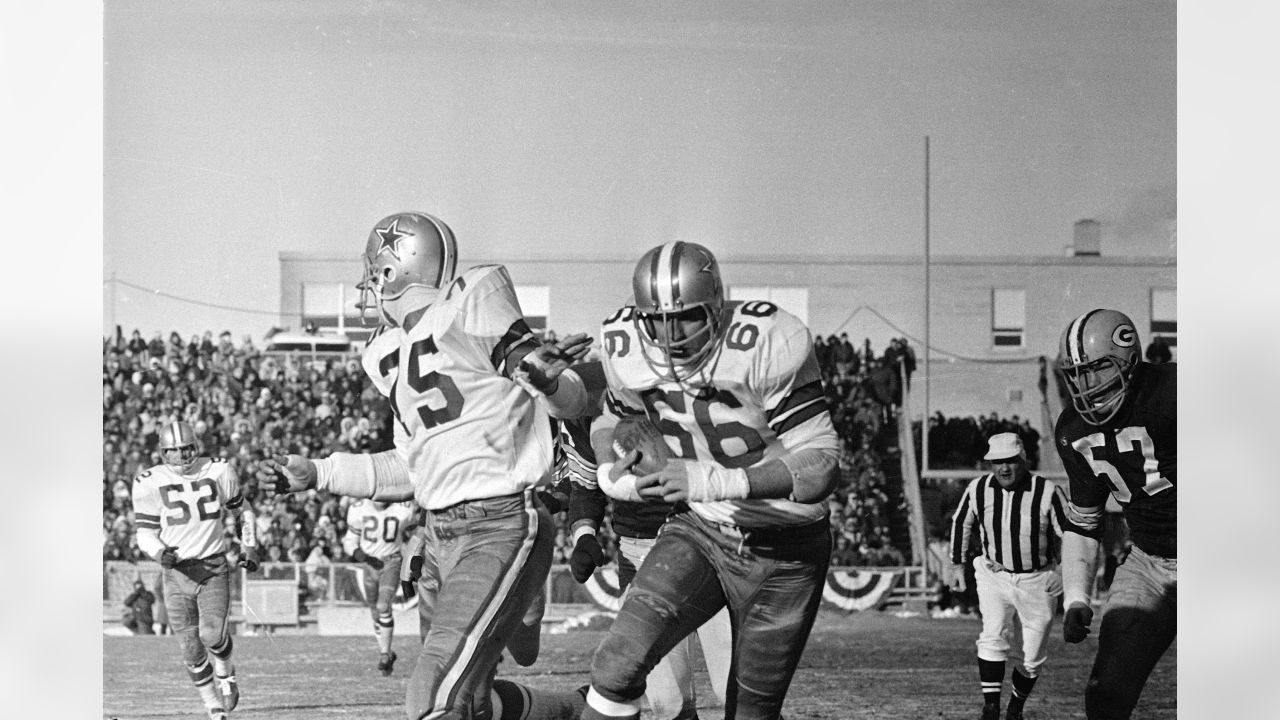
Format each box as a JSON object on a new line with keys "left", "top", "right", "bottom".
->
{"left": 1111, "top": 324, "right": 1137, "bottom": 347}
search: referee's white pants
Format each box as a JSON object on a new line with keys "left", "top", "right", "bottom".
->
{"left": 973, "top": 557, "right": 1062, "bottom": 677}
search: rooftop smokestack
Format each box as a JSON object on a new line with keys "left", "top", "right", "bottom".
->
{"left": 1073, "top": 219, "right": 1101, "bottom": 256}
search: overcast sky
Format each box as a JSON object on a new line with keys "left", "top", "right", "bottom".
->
{"left": 102, "top": 0, "right": 1176, "bottom": 339}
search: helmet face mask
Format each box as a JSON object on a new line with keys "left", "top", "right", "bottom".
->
{"left": 356, "top": 212, "right": 458, "bottom": 327}
{"left": 631, "top": 241, "right": 725, "bottom": 383}
{"left": 158, "top": 421, "right": 202, "bottom": 473}
{"left": 1059, "top": 309, "right": 1141, "bottom": 426}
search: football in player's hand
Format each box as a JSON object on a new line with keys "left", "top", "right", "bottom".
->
{"left": 612, "top": 416, "right": 671, "bottom": 475}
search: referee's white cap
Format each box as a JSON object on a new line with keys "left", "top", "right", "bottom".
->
{"left": 984, "top": 433, "right": 1025, "bottom": 461}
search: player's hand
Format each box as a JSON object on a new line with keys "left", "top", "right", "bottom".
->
{"left": 514, "top": 333, "right": 593, "bottom": 393}
{"left": 259, "top": 453, "right": 317, "bottom": 494}
{"left": 238, "top": 547, "right": 260, "bottom": 573}
{"left": 158, "top": 547, "right": 179, "bottom": 569}
{"left": 637, "top": 460, "right": 750, "bottom": 504}
{"left": 597, "top": 451, "right": 644, "bottom": 502}
{"left": 1063, "top": 602, "right": 1094, "bottom": 643}
{"left": 536, "top": 488, "right": 565, "bottom": 515}
{"left": 569, "top": 534, "right": 606, "bottom": 583}
{"left": 400, "top": 533, "right": 425, "bottom": 599}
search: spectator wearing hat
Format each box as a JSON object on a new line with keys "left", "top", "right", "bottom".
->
{"left": 123, "top": 579, "right": 157, "bottom": 635}
{"left": 949, "top": 433, "right": 1070, "bottom": 720}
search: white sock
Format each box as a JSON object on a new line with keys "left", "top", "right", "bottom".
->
{"left": 213, "top": 656, "right": 233, "bottom": 678}
{"left": 376, "top": 615, "right": 394, "bottom": 654}
{"left": 586, "top": 686, "right": 640, "bottom": 718}
{"left": 197, "top": 682, "right": 222, "bottom": 709}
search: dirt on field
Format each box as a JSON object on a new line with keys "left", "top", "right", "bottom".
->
{"left": 102, "top": 610, "right": 1175, "bottom": 719}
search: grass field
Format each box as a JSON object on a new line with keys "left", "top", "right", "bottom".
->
{"left": 103, "top": 610, "right": 1176, "bottom": 719}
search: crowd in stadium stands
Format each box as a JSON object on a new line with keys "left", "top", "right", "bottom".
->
{"left": 101, "top": 327, "right": 942, "bottom": 571}
{"left": 918, "top": 412, "right": 1044, "bottom": 470}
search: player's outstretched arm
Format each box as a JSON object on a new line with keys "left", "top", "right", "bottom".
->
{"left": 258, "top": 450, "right": 415, "bottom": 501}
{"left": 509, "top": 332, "right": 593, "bottom": 417}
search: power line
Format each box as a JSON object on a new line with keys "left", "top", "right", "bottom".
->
{"left": 836, "top": 304, "right": 1041, "bottom": 365}
{"left": 105, "top": 277, "right": 281, "bottom": 316}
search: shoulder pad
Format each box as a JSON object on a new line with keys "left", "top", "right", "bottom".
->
{"left": 444, "top": 264, "right": 510, "bottom": 302}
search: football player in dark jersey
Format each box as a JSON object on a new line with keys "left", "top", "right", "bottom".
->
{"left": 1055, "top": 309, "right": 1176, "bottom": 720}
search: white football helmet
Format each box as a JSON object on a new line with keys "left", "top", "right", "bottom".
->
{"left": 158, "top": 420, "right": 202, "bottom": 473}
{"left": 631, "top": 241, "right": 726, "bottom": 383}
{"left": 1058, "top": 308, "right": 1142, "bottom": 426}
{"left": 356, "top": 211, "right": 458, "bottom": 326}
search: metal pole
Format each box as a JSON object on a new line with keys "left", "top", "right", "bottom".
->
{"left": 923, "top": 136, "right": 931, "bottom": 475}
{"left": 109, "top": 270, "right": 117, "bottom": 335}
{"left": 337, "top": 284, "right": 346, "bottom": 335}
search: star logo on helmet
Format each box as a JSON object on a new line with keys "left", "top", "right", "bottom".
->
{"left": 375, "top": 218, "right": 412, "bottom": 261}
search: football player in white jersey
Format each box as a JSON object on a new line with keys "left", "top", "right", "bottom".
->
{"left": 132, "top": 421, "right": 259, "bottom": 720}
{"left": 581, "top": 241, "right": 840, "bottom": 720}
{"left": 263, "top": 211, "right": 591, "bottom": 720}
{"left": 343, "top": 499, "right": 419, "bottom": 675}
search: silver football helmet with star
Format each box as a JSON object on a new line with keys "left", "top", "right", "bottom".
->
{"left": 356, "top": 211, "right": 458, "bottom": 326}
{"left": 158, "top": 420, "right": 202, "bottom": 473}
{"left": 631, "top": 240, "right": 727, "bottom": 383}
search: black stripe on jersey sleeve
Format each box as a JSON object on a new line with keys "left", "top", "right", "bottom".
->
{"left": 770, "top": 397, "right": 831, "bottom": 437}
{"left": 491, "top": 319, "right": 538, "bottom": 376}
{"left": 605, "top": 391, "right": 645, "bottom": 418}
{"left": 224, "top": 493, "right": 244, "bottom": 510}
{"left": 135, "top": 518, "right": 161, "bottom": 530}
{"left": 766, "top": 380, "right": 825, "bottom": 424}
{"left": 134, "top": 512, "right": 161, "bottom": 523}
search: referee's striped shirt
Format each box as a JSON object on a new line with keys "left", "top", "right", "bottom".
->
{"left": 950, "top": 473, "right": 1068, "bottom": 573}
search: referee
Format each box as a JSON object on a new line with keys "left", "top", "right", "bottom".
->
{"left": 950, "top": 433, "right": 1068, "bottom": 720}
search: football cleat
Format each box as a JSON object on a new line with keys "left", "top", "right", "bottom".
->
{"left": 981, "top": 701, "right": 1001, "bottom": 720}
{"left": 215, "top": 674, "right": 239, "bottom": 712}
{"left": 206, "top": 707, "right": 228, "bottom": 720}
{"left": 630, "top": 240, "right": 726, "bottom": 383}
{"left": 357, "top": 211, "right": 458, "bottom": 327}
{"left": 378, "top": 651, "right": 397, "bottom": 676}
{"left": 1058, "top": 308, "right": 1142, "bottom": 426}
{"left": 158, "top": 421, "right": 202, "bottom": 473}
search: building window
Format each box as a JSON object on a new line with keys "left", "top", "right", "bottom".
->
{"left": 1150, "top": 288, "right": 1177, "bottom": 348}
{"left": 727, "top": 286, "right": 809, "bottom": 325}
{"left": 515, "top": 286, "right": 550, "bottom": 338}
{"left": 992, "top": 288, "right": 1025, "bottom": 348}
{"left": 301, "top": 282, "right": 364, "bottom": 336}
